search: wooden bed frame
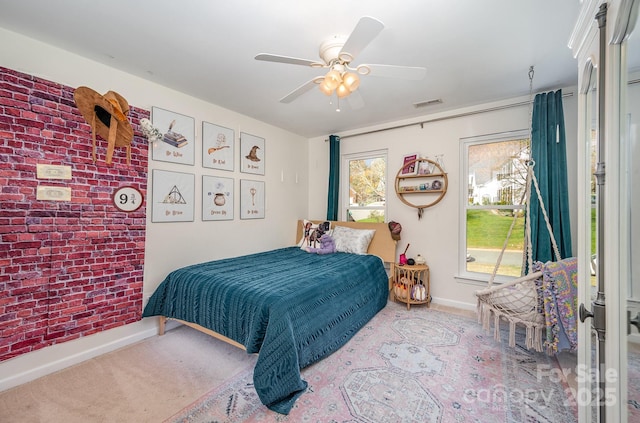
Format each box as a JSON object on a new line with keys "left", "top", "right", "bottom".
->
{"left": 159, "top": 315, "right": 246, "bottom": 349}
{"left": 295, "top": 220, "right": 397, "bottom": 264}
{"left": 158, "top": 220, "right": 398, "bottom": 349}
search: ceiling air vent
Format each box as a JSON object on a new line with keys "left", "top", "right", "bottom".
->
{"left": 413, "top": 98, "right": 443, "bottom": 108}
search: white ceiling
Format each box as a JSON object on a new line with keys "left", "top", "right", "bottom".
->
{"left": 0, "top": 0, "right": 585, "bottom": 138}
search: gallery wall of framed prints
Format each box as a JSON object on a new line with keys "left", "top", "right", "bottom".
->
{"left": 149, "top": 106, "right": 265, "bottom": 222}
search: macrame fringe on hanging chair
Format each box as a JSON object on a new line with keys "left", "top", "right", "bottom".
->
{"left": 475, "top": 67, "right": 578, "bottom": 355}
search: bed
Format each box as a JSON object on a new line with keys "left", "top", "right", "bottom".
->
{"left": 142, "top": 220, "right": 396, "bottom": 415}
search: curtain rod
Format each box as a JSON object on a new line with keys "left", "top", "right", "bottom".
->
{"left": 328, "top": 91, "right": 574, "bottom": 141}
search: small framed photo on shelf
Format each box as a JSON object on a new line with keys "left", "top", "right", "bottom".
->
{"left": 417, "top": 159, "right": 433, "bottom": 175}
{"left": 401, "top": 153, "right": 419, "bottom": 176}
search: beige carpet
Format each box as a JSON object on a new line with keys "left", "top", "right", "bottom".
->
{"left": 0, "top": 325, "right": 257, "bottom": 423}
{"left": 0, "top": 304, "right": 577, "bottom": 423}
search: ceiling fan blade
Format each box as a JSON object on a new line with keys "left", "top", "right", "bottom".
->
{"left": 279, "top": 78, "right": 322, "bottom": 103}
{"left": 255, "top": 53, "right": 323, "bottom": 67}
{"left": 365, "top": 64, "right": 427, "bottom": 80}
{"left": 339, "top": 16, "right": 384, "bottom": 62}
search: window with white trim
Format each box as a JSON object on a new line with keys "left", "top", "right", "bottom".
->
{"left": 341, "top": 150, "right": 387, "bottom": 222}
{"left": 460, "top": 131, "right": 529, "bottom": 281}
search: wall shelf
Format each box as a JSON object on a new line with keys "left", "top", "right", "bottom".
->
{"left": 394, "top": 158, "right": 448, "bottom": 210}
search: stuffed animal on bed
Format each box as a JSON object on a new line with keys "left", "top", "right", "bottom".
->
{"left": 304, "top": 233, "right": 336, "bottom": 255}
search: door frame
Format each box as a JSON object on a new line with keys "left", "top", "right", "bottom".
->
{"left": 570, "top": 0, "right": 639, "bottom": 421}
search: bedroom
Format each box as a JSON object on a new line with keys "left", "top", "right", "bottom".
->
{"left": 0, "top": 0, "right": 639, "bottom": 421}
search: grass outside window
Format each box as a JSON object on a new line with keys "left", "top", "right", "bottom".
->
{"left": 466, "top": 209, "right": 525, "bottom": 277}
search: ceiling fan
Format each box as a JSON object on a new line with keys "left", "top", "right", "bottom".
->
{"left": 255, "top": 16, "right": 427, "bottom": 108}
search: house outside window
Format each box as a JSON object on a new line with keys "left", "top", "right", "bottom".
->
{"left": 341, "top": 150, "right": 387, "bottom": 222}
{"left": 460, "top": 131, "right": 529, "bottom": 281}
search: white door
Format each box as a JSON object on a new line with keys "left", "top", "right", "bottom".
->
{"left": 567, "top": 0, "right": 611, "bottom": 422}
{"left": 572, "top": 1, "right": 640, "bottom": 421}
{"left": 620, "top": 4, "right": 640, "bottom": 421}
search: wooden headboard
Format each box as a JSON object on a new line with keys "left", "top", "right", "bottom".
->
{"left": 296, "top": 220, "right": 397, "bottom": 264}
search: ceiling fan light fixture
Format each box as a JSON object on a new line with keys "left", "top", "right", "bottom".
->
{"left": 324, "top": 69, "right": 342, "bottom": 90}
{"left": 342, "top": 72, "right": 360, "bottom": 92}
{"left": 336, "top": 83, "right": 350, "bottom": 98}
{"left": 319, "top": 80, "right": 334, "bottom": 96}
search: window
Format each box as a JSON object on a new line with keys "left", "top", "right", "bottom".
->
{"left": 460, "top": 131, "right": 529, "bottom": 281}
{"left": 341, "top": 150, "right": 387, "bottom": 222}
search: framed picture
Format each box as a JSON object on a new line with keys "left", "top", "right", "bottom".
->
{"left": 202, "top": 122, "right": 234, "bottom": 171}
{"left": 401, "top": 153, "right": 419, "bottom": 176}
{"left": 417, "top": 159, "right": 433, "bottom": 175}
{"left": 202, "top": 175, "right": 234, "bottom": 221}
{"left": 151, "top": 107, "right": 195, "bottom": 165}
{"left": 240, "top": 132, "right": 265, "bottom": 175}
{"left": 151, "top": 170, "right": 195, "bottom": 222}
{"left": 240, "top": 179, "right": 265, "bottom": 219}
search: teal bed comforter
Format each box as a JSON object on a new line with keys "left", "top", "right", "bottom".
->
{"left": 142, "top": 247, "right": 389, "bottom": 414}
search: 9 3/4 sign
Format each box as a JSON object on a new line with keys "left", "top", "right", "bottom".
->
{"left": 113, "top": 186, "right": 144, "bottom": 212}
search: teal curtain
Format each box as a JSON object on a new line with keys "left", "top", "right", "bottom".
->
{"left": 327, "top": 135, "right": 340, "bottom": 221}
{"left": 529, "top": 89, "right": 573, "bottom": 264}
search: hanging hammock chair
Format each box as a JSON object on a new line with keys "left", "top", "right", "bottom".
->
{"left": 475, "top": 67, "right": 578, "bottom": 355}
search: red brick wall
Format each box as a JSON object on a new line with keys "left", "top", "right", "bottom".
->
{"left": 0, "top": 67, "right": 148, "bottom": 361}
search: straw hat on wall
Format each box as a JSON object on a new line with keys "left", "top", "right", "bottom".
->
{"left": 74, "top": 87, "right": 133, "bottom": 165}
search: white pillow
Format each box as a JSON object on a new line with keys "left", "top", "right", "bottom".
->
{"left": 298, "top": 220, "right": 332, "bottom": 249}
{"left": 331, "top": 226, "right": 375, "bottom": 255}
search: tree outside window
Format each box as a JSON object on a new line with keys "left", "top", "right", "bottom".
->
{"left": 342, "top": 150, "right": 387, "bottom": 222}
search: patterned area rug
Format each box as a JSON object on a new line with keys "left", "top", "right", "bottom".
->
{"left": 166, "top": 302, "right": 577, "bottom": 422}
{"left": 629, "top": 345, "right": 640, "bottom": 421}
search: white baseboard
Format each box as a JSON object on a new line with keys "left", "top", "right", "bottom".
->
{"left": 0, "top": 319, "right": 162, "bottom": 392}
{"left": 430, "top": 296, "right": 477, "bottom": 312}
